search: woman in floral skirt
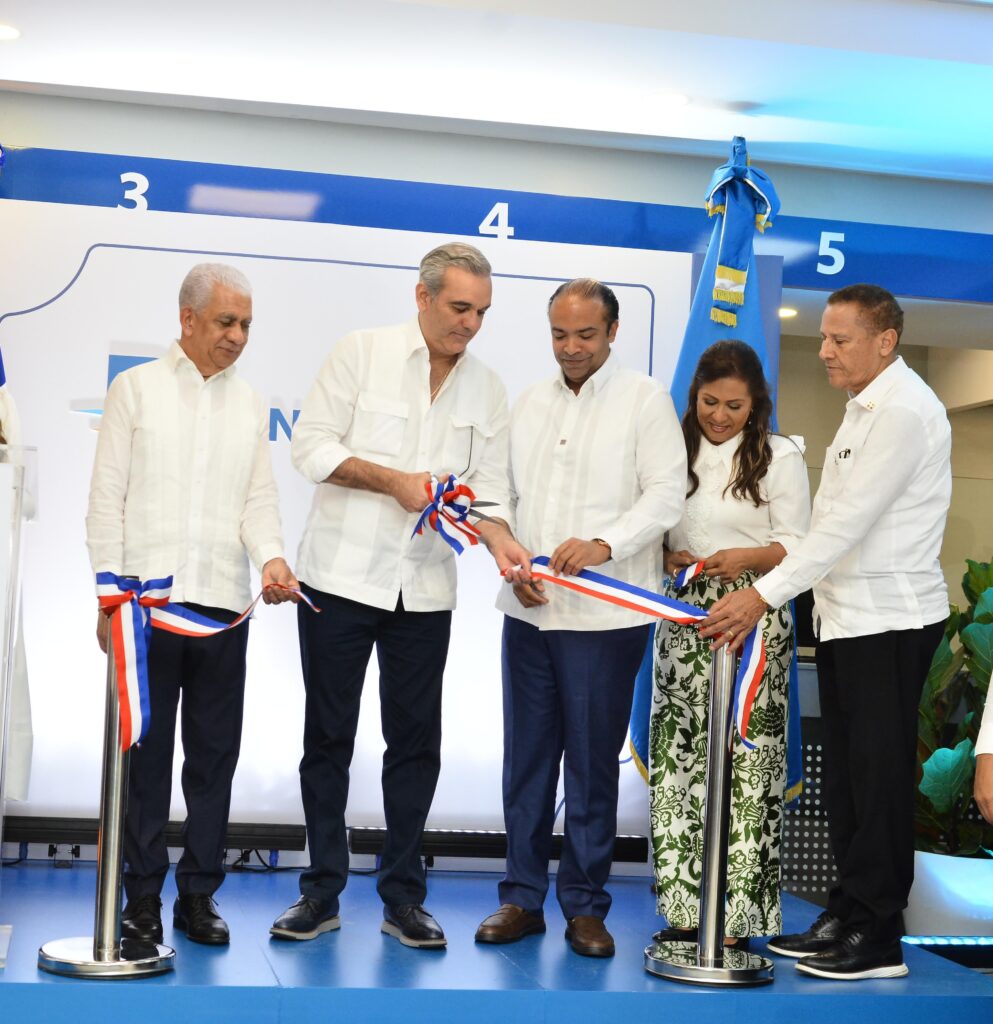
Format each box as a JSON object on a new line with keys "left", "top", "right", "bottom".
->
{"left": 650, "top": 340, "right": 810, "bottom": 945}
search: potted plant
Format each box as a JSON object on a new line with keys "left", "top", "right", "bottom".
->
{"left": 907, "top": 558, "right": 993, "bottom": 935}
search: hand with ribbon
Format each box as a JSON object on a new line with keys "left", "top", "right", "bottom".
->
{"left": 698, "top": 585, "right": 771, "bottom": 653}
{"left": 411, "top": 473, "right": 485, "bottom": 555}
{"left": 95, "top": 572, "right": 319, "bottom": 750}
{"left": 261, "top": 557, "right": 302, "bottom": 604}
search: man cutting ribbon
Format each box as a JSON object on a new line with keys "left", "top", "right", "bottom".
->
{"left": 272, "top": 243, "right": 528, "bottom": 950}
{"left": 473, "top": 279, "right": 686, "bottom": 958}
{"left": 86, "top": 263, "right": 300, "bottom": 948}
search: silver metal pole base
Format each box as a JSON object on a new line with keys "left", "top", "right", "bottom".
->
{"left": 644, "top": 939, "right": 774, "bottom": 987}
{"left": 38, "top": 936, "right": 175, "bottom": 978}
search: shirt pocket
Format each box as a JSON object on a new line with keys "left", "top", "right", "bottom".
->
{"left": 350, "top": 391, "right": 409, "bottom": 457}
{"left": 818, "top": 444, "right": 855, "bottom": 510}
{"left": 444, "top": 414, "right": 495, "bottom": 478}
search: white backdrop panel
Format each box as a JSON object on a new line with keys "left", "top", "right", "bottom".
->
{"left": 1, "top": 198, "right": 691, "bottom": 832}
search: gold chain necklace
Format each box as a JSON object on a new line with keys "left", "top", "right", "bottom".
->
{"left": 429, "top": 362, "right": 455, "bottom": 403}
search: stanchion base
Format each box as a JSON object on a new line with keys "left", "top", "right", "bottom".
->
{"left": 38, "top": 936, "right": 175, "bottom": 978}
{"left": 644, "top": 939, "right": 774, "bottom": 987}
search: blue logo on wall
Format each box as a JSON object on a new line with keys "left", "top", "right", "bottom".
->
{"left": 73, "top": 351, "right": 300, "bottom": 440}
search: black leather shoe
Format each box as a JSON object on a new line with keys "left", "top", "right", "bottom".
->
{"left": 121, "top": 893, "right": 163, "bottom": 944}
{"left": 381, "top": 904, "right": 446, "bottom": 948}
{"left": 795, "top": 930, "right": 908, "bottom": 980}
{"left": 652, "top": 925, "right": 697, "bottom": 943}
{"left": 767, "top": 910, "right": 845, "bottom": 958}
{"left": 270, "top": 895, "right": 341, "bottom": 941}
{"left": 173, "top": 894, "right": 230, "bottom": 945}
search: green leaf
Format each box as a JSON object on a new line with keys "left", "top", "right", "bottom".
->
{"left": 973, "top": 587, "right": 993, "bottom": 626}
{"left": 962, "top": 560, "right": 993, "bottom": 606}
{"left": 963, "top": 619, "right": 993, "bottom": 684}
{"left": 919, "top": 739, "right": 975, "bottom": 815}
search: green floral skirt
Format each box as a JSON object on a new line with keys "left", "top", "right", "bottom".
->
{"left": 648, "top": 570, "right": 794, "bottom": 937}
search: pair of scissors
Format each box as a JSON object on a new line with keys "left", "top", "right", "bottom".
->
{"left": 464, "top": 499, "right": 502, "bottom": 525}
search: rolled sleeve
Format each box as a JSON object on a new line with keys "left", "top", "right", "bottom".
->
{"left": 291, "top": 335, "right": 361, "bottom": 484}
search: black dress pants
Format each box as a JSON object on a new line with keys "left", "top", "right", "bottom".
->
{"left": 124, "top": 602, "right": 248, "bottom": 900}
{"left": 815, "top": 620, "right": 945, "bottom": 941}
{"left": 296, "top": 585, "right": 452, "bottom": 912}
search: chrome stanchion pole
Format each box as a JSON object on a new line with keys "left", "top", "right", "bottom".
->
{"left": 38, "top": 631, "right": 174, "bottom": 978}
{"left": 645, "top": 644, "right": 774, "bottom": 986}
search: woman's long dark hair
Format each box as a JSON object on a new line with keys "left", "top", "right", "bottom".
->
{"left": 683, "top": 340, "right": 773, "bottom": 507}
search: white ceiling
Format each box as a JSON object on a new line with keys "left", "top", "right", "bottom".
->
{"left": 1, "top": 0, "right": 993, "bottom": 182}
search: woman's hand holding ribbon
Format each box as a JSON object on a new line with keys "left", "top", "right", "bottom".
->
{"left": 699, "top": 586, "right": 770, "bottom": 653}
{"left": 664, "top": 548, "right": 699, "bottom": 577}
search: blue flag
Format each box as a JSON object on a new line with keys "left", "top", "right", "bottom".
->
{"left": 629, "top": 136, "right": 803, "bottom": 808}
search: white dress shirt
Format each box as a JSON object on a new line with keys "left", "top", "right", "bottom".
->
{"left": 669, "top": 433, "right": 810, "bottom": 561}
{"left": 292, "top": 318, "right": 510, "bottom": 613}
{"left": 977, "top": 671, "right": 993, "bottom": 757}
{"left": 758, "top": 357, "right": 951, "bottom": 640}
{"left": 86, "top": 342, "right": 285, "bottom": 612}
{"left": 496, "top": 353, "right": 686, "bottom": 631}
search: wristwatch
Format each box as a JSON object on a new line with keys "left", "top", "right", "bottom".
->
{"left": 592, "top": 538, "right": 612, "bottom": 558}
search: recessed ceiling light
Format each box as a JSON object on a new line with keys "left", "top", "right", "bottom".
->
{"left": 778, "top": 307, "right": 799, "bottom": 319}
{"left": 0, "top": 24, "right": 20, "bottom": 40}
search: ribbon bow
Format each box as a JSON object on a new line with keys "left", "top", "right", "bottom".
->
{"left": 96, "top": 573, "right": 320, "bottom": 750}
{"left": 411, "top": 474, "right": 482, "bottom": 555}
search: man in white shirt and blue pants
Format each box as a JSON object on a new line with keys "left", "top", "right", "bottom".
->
{"left": 474, "top": 279, "right": 686, "bottom": 957}
{"left": 703, "top": 284, "right": 952, "bottom": 981}
{"left": 87, "top": 263, "right": 299, "bottom": 947}
{"left": 272, "top": 243, "right": 528, "bottom": 949}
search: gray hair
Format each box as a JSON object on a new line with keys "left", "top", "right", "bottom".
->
{"left": 418, "top": 243, "right": 491, "bottom": 296}
{"left": 179, "top": 263, "right": 252, "bottom": 312}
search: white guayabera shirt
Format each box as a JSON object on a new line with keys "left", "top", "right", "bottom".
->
{"left": 758, "top": 357, "right": 951, "bottom": 641}
{"left": 496, "top": 352, "right": 686, "bottom": 632}
{"left": 86, "top": 342, "right": 285, "bottom": 613}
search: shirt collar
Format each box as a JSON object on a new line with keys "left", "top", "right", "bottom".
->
{"left": 848, "top": 355, "right": 905, "bottom": 412}
{"left": 554, "top": 349, "right": 619, "bottom": 395}
{"left": 697, "top": 429, "right": 744, "bottom": 468}
{"left": 166, "top": 340, "right": 237, "bottom": 382}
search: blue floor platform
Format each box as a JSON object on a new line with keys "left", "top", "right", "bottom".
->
{"left": 1, "top": 861, "right": 990, "bottom": 1022}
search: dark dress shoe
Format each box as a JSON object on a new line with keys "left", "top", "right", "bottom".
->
{"left": 270, "top": 895, "right": 341, "bottom": 940}
{"left": 652, "top": 925, "right": 697, "bottom": 943}
{"left": 795, "top": 930, "right": 908, "bottom": 980}
{"left": 475, "top": 904, "right": 546, "bottom": 944}
{"left": 173, "top": 894, "right": 230, "bottom": 945}
{"left": 565, "top": 915, "right": 615, "bottom": 958}
{"left": 766, "top": 909, "right": 844, "bottom": 958}
{"left": 382, "top": 904, "right": 446, "bottom": 948}
{"left": 121, "top": 893, "right": 163, "bottom": 944}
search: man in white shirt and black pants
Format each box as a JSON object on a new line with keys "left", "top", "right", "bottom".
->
{"left": 87, "top": 263, "right": 299, "bottom": 946}
{"left": 474, "top": 279, "right": 686, "bottom": 957}
{"left": 702, "top": 284, "right": 951, "bottom": 981}
{"left": 271, "top": 243, "right": 528, "bottom": 949}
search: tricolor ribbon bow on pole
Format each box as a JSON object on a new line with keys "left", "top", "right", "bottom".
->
{"left": 96, "top": 572, "right": 319, "bottom": 751}
{"left": 411, "top": 474, "right": 484, "bottom": 555}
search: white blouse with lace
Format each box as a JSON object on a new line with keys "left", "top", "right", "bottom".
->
{"left": 668, "top": 432, "right": 811, "bottom": 560}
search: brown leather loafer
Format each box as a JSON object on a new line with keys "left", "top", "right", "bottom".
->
{"left": 565, "top": 915, "right": 615, "bottom": 957}
{"left": 475, "top": 904, "right": 546, "bottom": 944}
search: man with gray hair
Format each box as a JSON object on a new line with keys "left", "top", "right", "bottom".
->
{"left": 271, "top": 242, "right": 527, "bottom": 948}
{"left": 87, "top": 263, "right": 299, "bottom": 947}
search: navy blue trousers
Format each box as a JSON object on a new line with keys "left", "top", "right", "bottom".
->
{"left": 124, "top": 602, "right": 248, "bottom": 900}
{"left": 498, "top": 615, "right": 650, "bottom": 920}
{"left": 297, "top": 585, "right": 451, "bottom": 911}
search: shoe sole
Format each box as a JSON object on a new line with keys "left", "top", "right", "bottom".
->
{"left": 766, "top": 940, "right": 831, "bottom": 958}
{"left": 381, "top": 921, "right": 446, "bottom": 948}
{"left": 173, "top": 918, "right": 230, "bottom": 946}
{"left": 475, "top": 922, "right": 546, "bottom": 944}
{"left": 564, "top": 928, "right": 614, "bottom": 958}
{"left": 796, "top": 960, "right": 909, "bottom": 981}
{"left": 270, "top": 916, "right": 341, "bottom": 941}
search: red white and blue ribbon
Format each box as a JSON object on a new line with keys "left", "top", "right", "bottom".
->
{"left": 411, "top": 474, "right": 482, "bottom": 555}
{"left": 96, "top": 572, "right": 319, "bottom": 750}
{"left": 523, "top": 556, "right": 763, "bottom": 750}
{"left": 672, "top": 560, "right": 706, "bottom": 590}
